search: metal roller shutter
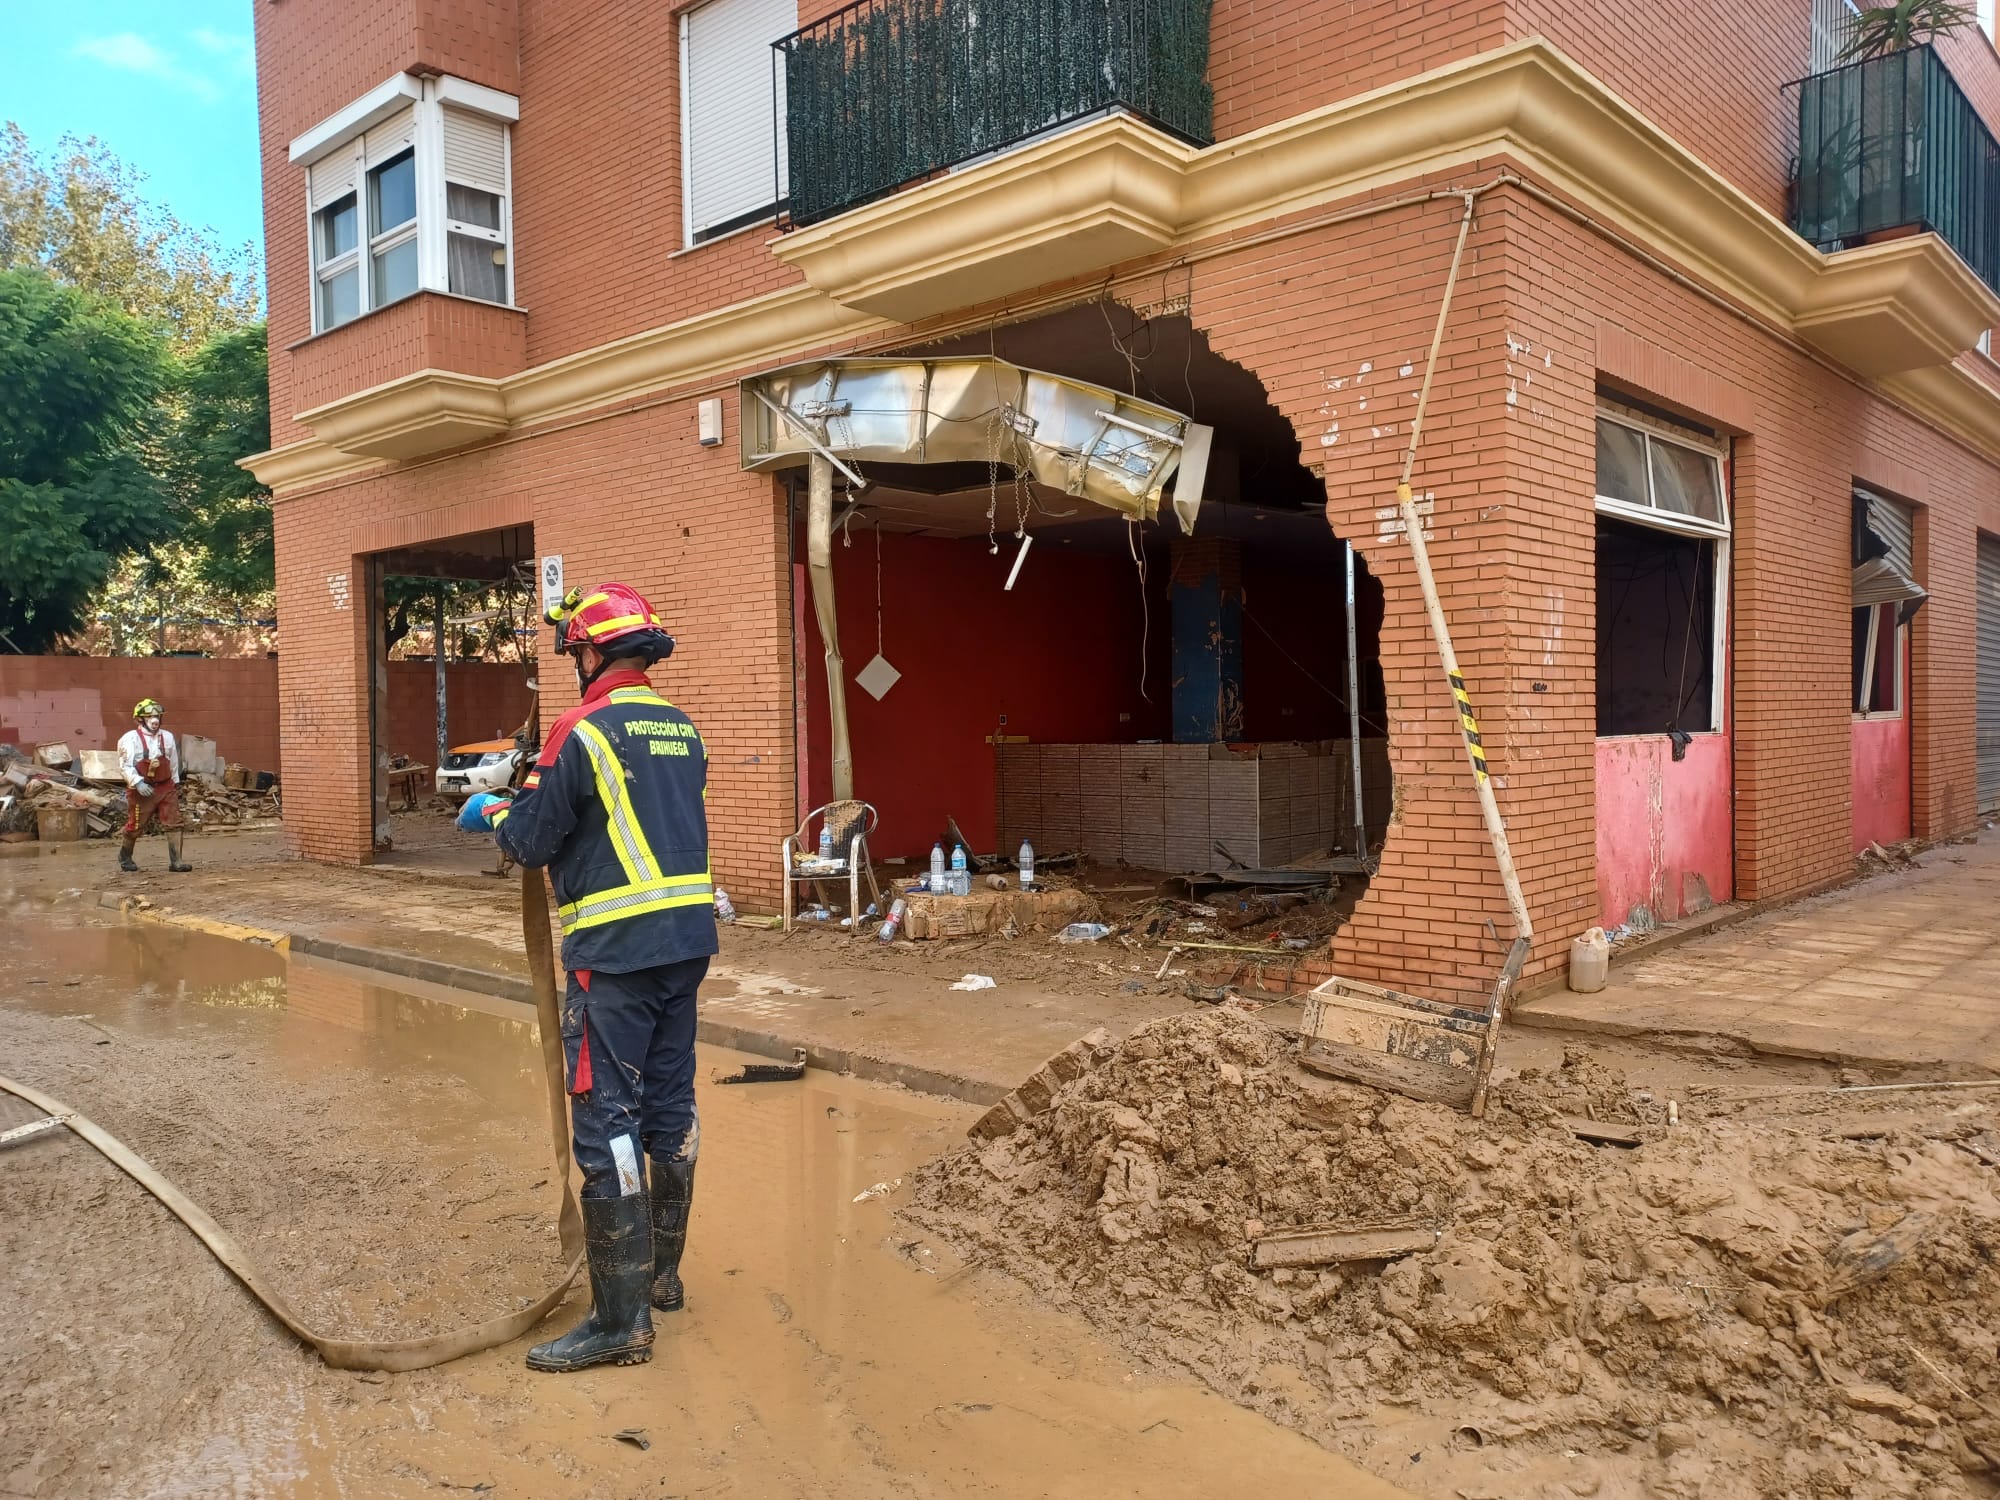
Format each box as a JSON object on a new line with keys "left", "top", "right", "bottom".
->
{"left": 1978, "top": 533, "right": 2000, "bottom": 812}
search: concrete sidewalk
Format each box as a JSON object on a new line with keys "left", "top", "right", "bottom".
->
{"left": 1517, "top": 832, "right": 2000, "bottom": 1073}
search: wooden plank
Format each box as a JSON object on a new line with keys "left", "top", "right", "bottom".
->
{"left": 1298, "top": 1040, "right": 1476, "bottom": 1107}
{"left": 1562, "top": 1115, "right": 1641, "bottom": 1147}
{"left": 1251, "top": 1220, "right": 1440, "bottom": 1270}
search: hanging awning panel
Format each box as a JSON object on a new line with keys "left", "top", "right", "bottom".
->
{"left": 739, "top": 355, "right": 1210, "bottom": 529}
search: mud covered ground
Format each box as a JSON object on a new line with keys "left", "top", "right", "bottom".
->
{"left": 911, "top": 1011, "right": 2000, "bottom": 1500}
{"left": 0, "top": 914, "right": 1395, "bottom": 1499}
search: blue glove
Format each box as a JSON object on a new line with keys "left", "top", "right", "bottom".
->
{"left": 134, "top": 780, "right": 154, "bottom": 798}
{"left": 457, "top": 792, "right": 511, "bottom": 833}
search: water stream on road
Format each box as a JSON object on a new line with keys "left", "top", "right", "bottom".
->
{"left": 1, "top": 906, "right": 1407, "bottom": 1498}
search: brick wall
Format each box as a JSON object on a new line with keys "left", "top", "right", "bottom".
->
{"left": 289, "top": 294, "right": 528, "bottom": 416}
{"left": 0, "top": 658, "right": 282, "bottom": 772}
{"left": 271, "top": 398, "right": 796, "bottom": 897}
{"left": 0, "top": 656, "right": 536, "bottom": 785}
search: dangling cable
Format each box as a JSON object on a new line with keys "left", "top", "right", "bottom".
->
{"left": 875, "top": 522, "right": 884, "bottom": 659}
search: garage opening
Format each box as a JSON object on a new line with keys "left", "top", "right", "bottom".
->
{"left": 749, "top": 301, "right": 1390, "bottom": 904}
{"left": 360, "top": 524, "right": 539, "bottom": 856}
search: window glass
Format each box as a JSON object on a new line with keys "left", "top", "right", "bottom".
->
{"left": 316, "top": 196, "right": 357, "bottom": 262}
{"left": 446, "top": 184, "right": 503, "bottom": 231}
{"left": 318, "top": 265, "right": 360, "bottom": 329}
{"left": 1649, "top": 439, "right": 1724, "bottom": 523}
{"left": 369, "top": 150, "right": 417, "bottom": 235}
{"left": 371, "top": 237, "right": 419, "bottom": 306}
{"left": 1595, "top": 418, "right": 1648, "bottom": 507}
{"left": 447, "top": 233, "right": 508, "bottom": 303}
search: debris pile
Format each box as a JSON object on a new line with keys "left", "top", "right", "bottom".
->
{"left": 911, "top": 1011, "right": 2000, "bottom": 1498}
{"left": 0, "top": 743, "right": 279, "bottom": 839}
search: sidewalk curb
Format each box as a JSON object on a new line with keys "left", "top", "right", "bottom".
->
{"left": 287, "top": 936, "right": 1006, "bottom": 1106}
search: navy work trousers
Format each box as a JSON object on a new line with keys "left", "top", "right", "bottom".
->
{"left": 561, "top": 956, "right": 707, "bottom": 1199}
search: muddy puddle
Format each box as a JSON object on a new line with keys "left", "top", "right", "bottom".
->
{"left": 1, "top": 909, "right": 1406, "bottom": 1498}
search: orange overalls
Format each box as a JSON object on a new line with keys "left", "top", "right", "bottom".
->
{"left": 121, "top": 728, "right": 184, "bottom": 843}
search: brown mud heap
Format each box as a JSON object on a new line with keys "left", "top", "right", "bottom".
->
{"left": 910, "top": 1011, "right": 2000, "bottom": 1499}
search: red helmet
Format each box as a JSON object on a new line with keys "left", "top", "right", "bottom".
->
{"left": 545, "top": 582, "right": 676, "bottom": 664}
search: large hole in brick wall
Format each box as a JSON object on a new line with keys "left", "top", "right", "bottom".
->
{"left": 785, "top": 300, "right": 1391, "bottom": 896}
{"left": 361, "top": 523, "right": 539, "bottom": 856}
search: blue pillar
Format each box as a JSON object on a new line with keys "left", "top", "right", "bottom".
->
{"left": 1170, "top": 538, "right": 1244, "bottom": 744}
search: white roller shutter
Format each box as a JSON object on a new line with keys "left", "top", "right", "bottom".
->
{"left": 364, "top": 106, "right": 417, "bottom": 164}
{"left": 310, "top": 150, "right": 357, "bottom": 210}
{"left": 683, "top": 0, "right": 792, "bottom": 241}
{"left": 1978, "top": 533, "right": 2000, "bottom": 812}
{"left": 443, "top": 107, "right": 508, "bottom": 192}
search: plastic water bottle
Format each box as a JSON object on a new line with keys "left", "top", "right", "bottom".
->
{"left": 713, "top": 888, "right": 737, "bottom": 923}
{"left": 930, "top": 841, "right": 947, "bottom": 894}
{"left": 877, "top": 897, "right": 907, "bottom": 942}
{"left": 951, "top": 844, "right": 970, "bottom": 898}
{"left": 819, "top": 824, "right": 834, "bottom": 860}
{"left": 1018, "top": 839, "right": 1035, "bottom": 889}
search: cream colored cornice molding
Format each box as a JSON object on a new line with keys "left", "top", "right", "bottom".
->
{"left": 245, "top": 37, "right": 2000, "bottom": 493}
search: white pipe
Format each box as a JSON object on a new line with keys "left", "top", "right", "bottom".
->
{"left": 1004, "top": 533, "right": 1033, "bottom": 591}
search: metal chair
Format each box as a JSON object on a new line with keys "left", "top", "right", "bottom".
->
{"left": 782, "top": 800, "right": 883, "bottom": 935}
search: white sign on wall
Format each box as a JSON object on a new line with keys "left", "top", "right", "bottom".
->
{"left": 540, "top": 555, "right": 564, "bottom": 617}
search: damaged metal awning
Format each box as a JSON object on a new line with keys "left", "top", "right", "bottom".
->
{"left": 739, "top": 356, "right": 1213, "bottom": 532}
{"left": 1852, "top": 556, "right": 1928, "bottom": 611}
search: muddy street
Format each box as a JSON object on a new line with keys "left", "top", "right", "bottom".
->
{"left": 0, "top": 903, "right": 1399, "bottom": 1499}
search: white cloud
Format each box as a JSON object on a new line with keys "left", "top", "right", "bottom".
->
{"left": 72, "top": 31, "right": 224, "bottom": 101}
{"left": 189, "top": 28, "right": 256, "bottom": 80}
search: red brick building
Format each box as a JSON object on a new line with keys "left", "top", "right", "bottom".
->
{"left": 249, "top": 0, "right": 2000, "bottom": 998}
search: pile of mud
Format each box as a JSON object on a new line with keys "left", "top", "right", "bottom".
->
{"left": 910, "top": 1011, "right": 2000, "bottom": 1499}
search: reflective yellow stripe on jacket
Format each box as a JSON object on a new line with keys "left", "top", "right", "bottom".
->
{"left": 557, "top": 702, "right": 711, "bottom": 935}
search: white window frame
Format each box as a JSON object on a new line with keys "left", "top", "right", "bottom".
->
{"left": 292, "top": 74, "right": 519, "bottom": 336}
{"left": 1594, "top": 407, "right": 1732, "bottom": 738}
{"left": 1853, "top": 601, "right": 1906, "bottom": 719}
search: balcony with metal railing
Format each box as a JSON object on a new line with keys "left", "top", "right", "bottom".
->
{"left": 773, "top": 0, "right": 1213, "bottom": 229}
{"left": 1787, "top": 43, "right": 2000, "bottom": 298}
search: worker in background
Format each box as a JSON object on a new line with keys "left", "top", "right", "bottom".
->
{"left": 117, "top": 698, "right": 191, "bottom": 874}
{"left": 458, "top": 582, "right": 715, "bottom": 1373}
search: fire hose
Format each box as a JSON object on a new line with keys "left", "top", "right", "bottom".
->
{"left": 0, "top": 868, "right": 585, "bottom": 1372}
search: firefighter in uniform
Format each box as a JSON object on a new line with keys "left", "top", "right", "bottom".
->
{"left": 458, "top": 582, "right": 715, "bottom": 1373}
{"left": 118, "top": 699, "right": 192, "bottom": 874}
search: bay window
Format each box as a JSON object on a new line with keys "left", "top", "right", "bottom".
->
{"left": 293, "top": 74, "right": 518, "bottom": 334}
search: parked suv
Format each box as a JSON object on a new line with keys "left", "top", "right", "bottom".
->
{"left": 437, "top": 740, "right": 526, "bottom": 800}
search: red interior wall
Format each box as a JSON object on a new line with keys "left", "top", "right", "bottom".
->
{"left": 798, "top": 530, "right": 1172, "bottom": 857}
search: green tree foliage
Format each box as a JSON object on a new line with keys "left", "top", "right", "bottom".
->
{"left": 0, "top": 123, "right": 260, "bottom": 356}
{"left": 0, "top": 268, "right": 172, "bottom": 652}
{"left": 1838, "top": 0, "right": 1977, "bottom": 61}
{"left": 163, "top": 322, "right": 273, "bottom": 596}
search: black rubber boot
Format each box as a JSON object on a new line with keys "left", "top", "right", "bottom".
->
{"left": 649, "top": 1155, "right": 695, "bottom": 1311}
{"left": 118, "top": 840, "right": 139, "bottom": 874}
{"left": 526, "top": 1193, "right": 653, "bottom": 1372}
{"left": 167, "top": 831, "right": 192, "bottom": 873}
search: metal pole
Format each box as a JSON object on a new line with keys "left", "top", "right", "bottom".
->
{"left": 1393, "top": 194, "right": 1532, "bottom": 950}
{"left": 806, "top": 455, "right": 854, "bottom": 800}
{"left": 434, "top": 590, "right": 448, "bottom": 791}
{"left": 1344, "top": 539, "right": 1367, "bottom": 861}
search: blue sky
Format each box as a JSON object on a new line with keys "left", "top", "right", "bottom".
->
{"left": 1, "top": 2, "right": 264, "bottom": 258}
